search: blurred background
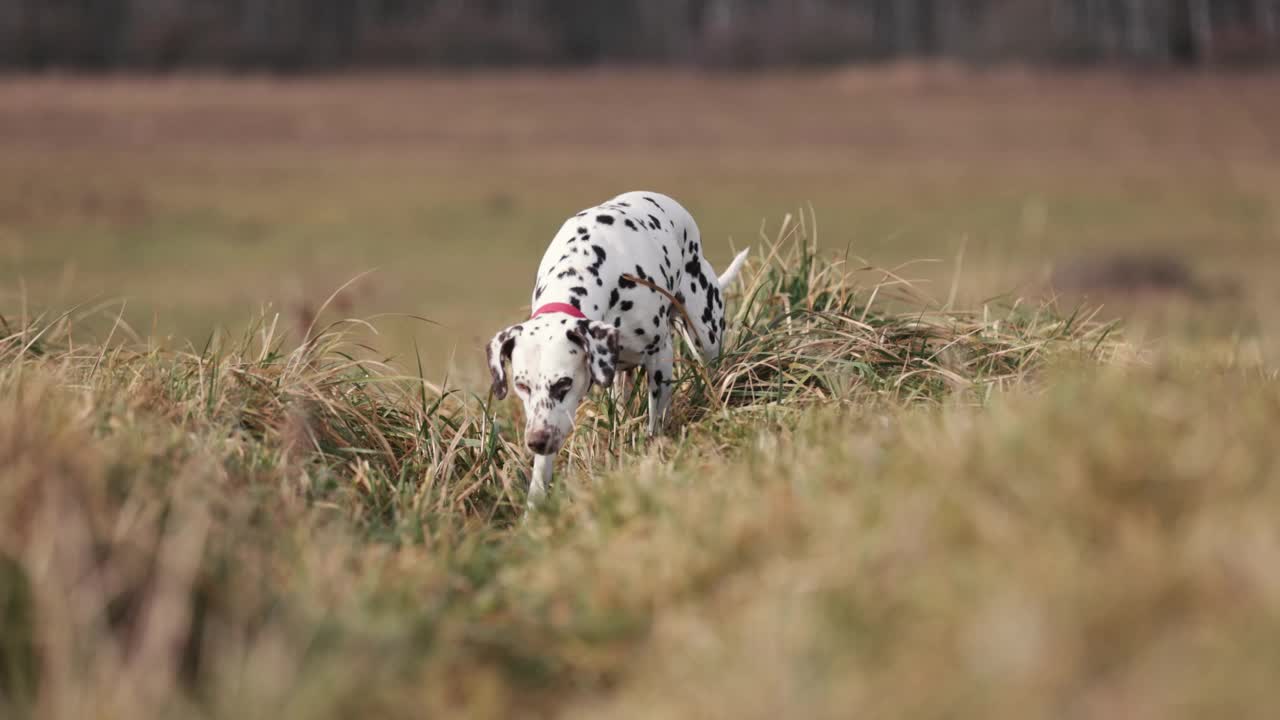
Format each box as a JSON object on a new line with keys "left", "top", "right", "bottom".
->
{"left": 2, "top": 0, "right": 1278, "bottom": 376}
{"left": 4, "top": 1, "right": 1278, "bottom": 68}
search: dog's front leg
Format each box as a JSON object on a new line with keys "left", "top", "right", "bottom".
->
{"left": 528, "top": 453, "right": 554, "bottom": 509}
{"left": 645, "top": 336, "right": 675, "bottom": 438}
{"left": 611, "top": 368, "right": 632, "bottom": 407}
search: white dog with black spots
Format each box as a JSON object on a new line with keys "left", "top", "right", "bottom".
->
{"left": 486, "top": 191, "right": 749, "bottom": 509}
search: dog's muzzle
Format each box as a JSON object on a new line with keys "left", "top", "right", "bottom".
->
{"left": 526, "top": 428, "right": 556, "bottom": 455}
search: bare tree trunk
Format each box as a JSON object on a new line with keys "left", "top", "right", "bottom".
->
{"left": 1260, "top": 0, "right": 1278, "bottom": 55}
{"left": 896, "top": 0, "right": 918, "bottom": 56}
{"left": 1083, "top": 0, "right": 1102, "bottom": 57}
{"left": 1048, "top": 0, "right": 1067, "bottom": 52}
{"left": 1126, "top": 0, "right": 1148, "bottom": 57}
{"left": 20, "top": 0, "right": 41, "bottom": 66}
{"left": 1189, "top": 0, "right": 1213, "bottom": 63}
{"left": 707, "top": 0, "right": 733, "bottom": 37}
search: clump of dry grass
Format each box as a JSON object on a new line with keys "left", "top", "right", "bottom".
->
{"left": 0, "top": 213, "right": 1157, "bottom": 720}
{"left": 700, "top": 210, "right": 1112, "bottom": 405}
{"left": 562, "top": 210, "right": 1115, "bottom": 480}
{"left": 1, "top": 211, "right": 1110, "bottom": 523}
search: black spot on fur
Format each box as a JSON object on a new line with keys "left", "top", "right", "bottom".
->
{"left": 596, "top": 214, "right": 615, "bottom": 225}
{"left": 618, "top": 201, "right": 631, "bottom": 207}
{"left": 634, "top": 328, "right": 646, "bottom": 336}
{"left": 644, "top": 196, "right": 663, "bottom": 211}
{"left": 577, "top": 226, "right": 588, "bottom": 235}
{"left": 620, "top": 300, "right": 633, "bottom": 311}
{"left": 618, "top": 275, "right": 637, "bottom": 289}
{"left": 570, "top": 286, "right": 587, "bottom": 296}
{"left": 634, "top": 265, "right": 649, "bottom": 281}
{"left": 609, "top": 288, "right": 620, "bottom": 309}
{"left": 648, "top": 214, "right": 661, "bottom": 230}
{"left": 590, "top": 245, "right": 607, "bottom": 270}
{"left": 570, "top": 297, "right": 582, "bottom": 310}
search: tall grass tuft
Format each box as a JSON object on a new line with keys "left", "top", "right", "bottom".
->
{"left": 0, "top": 212, "right": 1120, "bottom": 719}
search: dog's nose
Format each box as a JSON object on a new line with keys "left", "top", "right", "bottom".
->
{"left": 526, "top": 429, "right": 554, "bottom": 455}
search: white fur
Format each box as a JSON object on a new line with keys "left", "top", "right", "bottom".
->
{"left": 486, "top": 191, "right": 749, "bottom": 511}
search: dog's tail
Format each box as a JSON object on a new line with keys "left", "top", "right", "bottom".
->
{"left": 717, "top": 248, "right": 751, "bottom": 288}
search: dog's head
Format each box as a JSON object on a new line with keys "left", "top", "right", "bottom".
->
{"left": 486, "top": 316, "right": 619, "bottom": 456}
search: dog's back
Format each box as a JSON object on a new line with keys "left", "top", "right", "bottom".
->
{"left": 532, "top": 191, "right": 742, "bottom": 363}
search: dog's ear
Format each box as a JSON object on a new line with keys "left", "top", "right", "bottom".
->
{"left": 568, "top": 320, "right": 619, "bottom": 388}
{"left": 485, "top": 324, "right": 522, "bottom": 399}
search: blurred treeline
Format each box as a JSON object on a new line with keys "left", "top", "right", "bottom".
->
{"left": 1, "top": 0, "right": 1277, "bottom": 70}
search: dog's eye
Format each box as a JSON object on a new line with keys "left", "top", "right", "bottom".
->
{"left": 514, "top": 382, "right": 531, "bottom": 395}
{"left": 549, "top": 377, "right": 573, "bottom": 401}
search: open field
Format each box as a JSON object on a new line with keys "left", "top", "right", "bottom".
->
{"left": 2, "top": 69, "right": 1280, "bottom": 718}
{"left": 3, "top": 70, "right": 1279, "bottom": 373}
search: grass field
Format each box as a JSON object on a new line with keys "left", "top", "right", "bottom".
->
{"left": 4, "top": 69, "right": 1279, "bottom": 372}
{"left": 2, "top": 68, "right": 1280, "bottom": 718}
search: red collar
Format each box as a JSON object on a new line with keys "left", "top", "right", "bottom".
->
{"left": 530, "top": 302, "right": 587, "bottom": 320}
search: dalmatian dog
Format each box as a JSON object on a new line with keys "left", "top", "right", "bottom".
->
{"left": 486, "top": 191, "right": 750, "bottom": 509}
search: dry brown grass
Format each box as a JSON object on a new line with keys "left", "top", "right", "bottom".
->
{"left": 0, "top": 219, "right": 1136, "bottom": 719}
{"left": 1, "top": 69, "right": 1279, "bottom": 718}
{"left": 1, "top": 68, "right": 1278, "bottom": 375}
